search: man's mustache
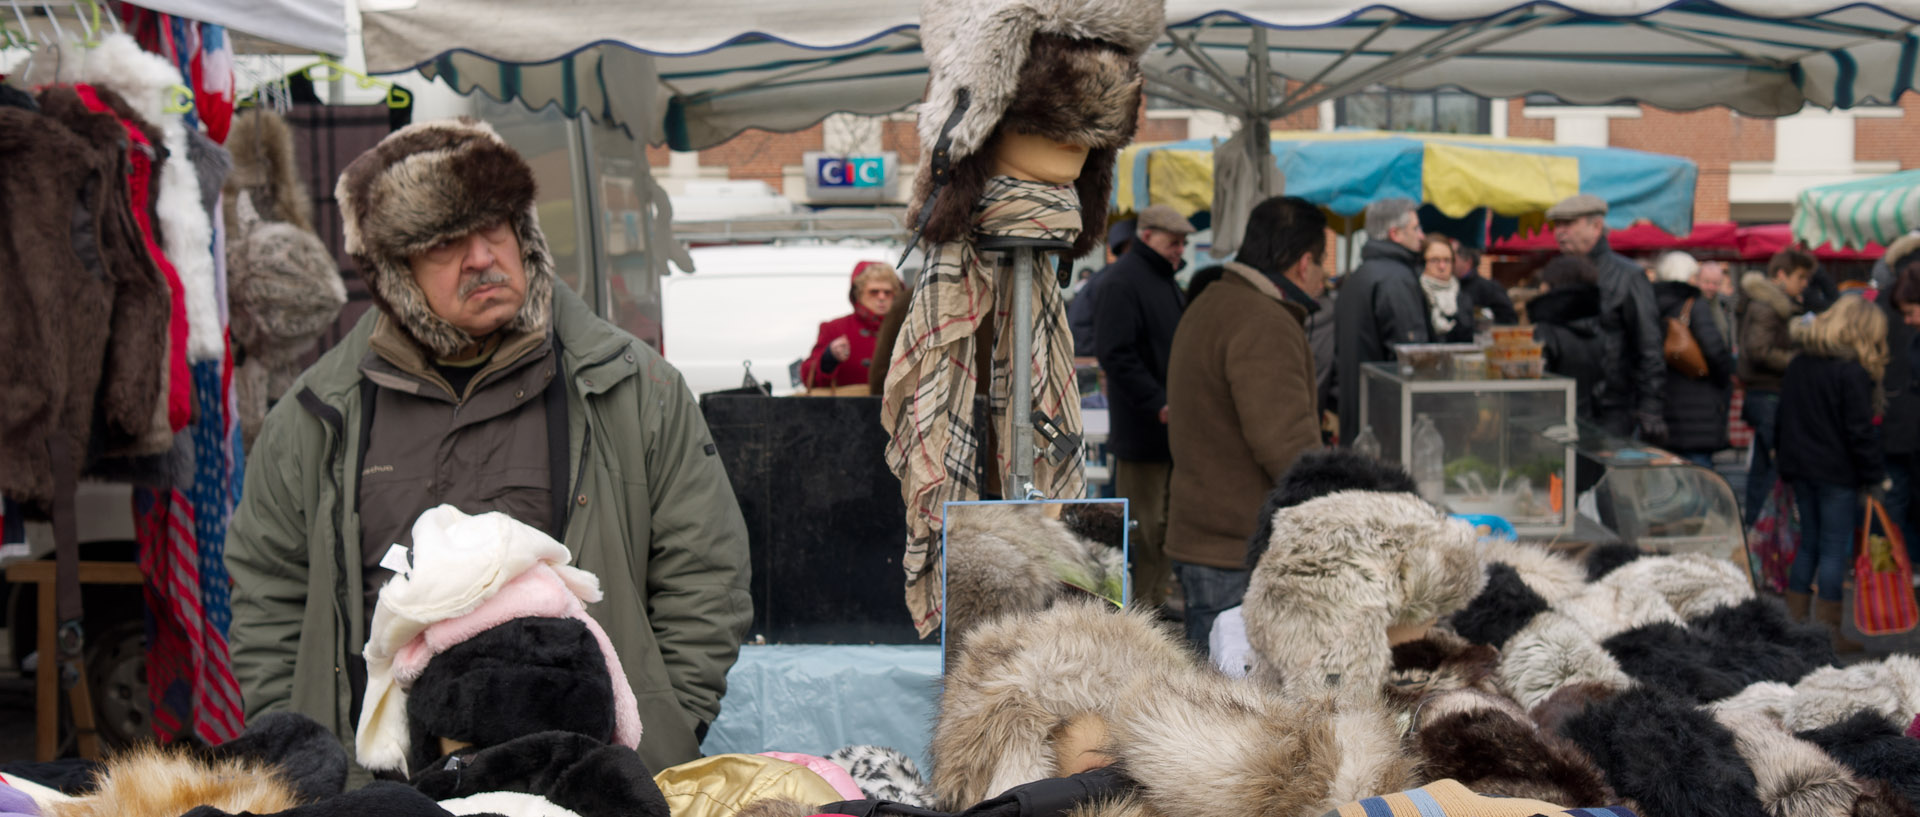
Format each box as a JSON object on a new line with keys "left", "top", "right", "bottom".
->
{"left": 460, "top": 269, "right": 510, "bottom": 298}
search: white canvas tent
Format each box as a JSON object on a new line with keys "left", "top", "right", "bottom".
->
{"left": 358, "top": 1, "right": 1920, "bottom": 153}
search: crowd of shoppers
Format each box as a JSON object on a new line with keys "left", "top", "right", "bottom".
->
{"left": 1052, "top": 188, "right": 1920, "bottom": 655}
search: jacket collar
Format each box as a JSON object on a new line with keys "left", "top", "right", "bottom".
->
{"left": 1741, "top": 271, "right": 1802, "bottom": 319}
{"left": 1223, "top": 262, "right": 1311, "bottom": 323}
{"left": 1127, "top": 239, "right": 1178, "bottom": 278}
{"left": 1361, "top": 238, "right": 1421, "bottom": 268}
{"left": 1235, "top": 261, "right": 1322, "bottom": 315}
{"left": 1585, "top": 234, "right": 1617, "bottom": 264}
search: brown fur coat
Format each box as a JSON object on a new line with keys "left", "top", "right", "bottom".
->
{"left": 0, "top": 87, "right": 169, "bottom": 512}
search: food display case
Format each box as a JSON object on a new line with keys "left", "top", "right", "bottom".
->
{"left": 1572, "top": 422, "right": 1747, "bottom": 564}
{"left": 1359, "top": 362, "right": 1577, "bottom": 537}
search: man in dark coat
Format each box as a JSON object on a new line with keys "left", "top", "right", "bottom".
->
{"left": 1530, "top": 256, "right": 1607, "bottom": 421}
{"left": 1069, "top": 220, "right": 1134, "bottom": 357}
{"left": 1547, "top": 194, "right": 1667, "bottom": 441}
{"left": 1453, "top": 241, "right": 1519, "bottom": 325}
{"left": 1881, "top": 245, "right": 1920, "bottom": 556}
{"left": 1095, "top": 204, "right": 1194, "bottom": 609}
{"left": 1334, "top": 198, "right": 1432, "bottom": 446}
{"left": 1651, "top": 252, "right": 1736, "bottom": 467}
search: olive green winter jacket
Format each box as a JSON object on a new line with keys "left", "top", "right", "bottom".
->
{"left": 225, "top": 286, "right": 751, "bottom": 774}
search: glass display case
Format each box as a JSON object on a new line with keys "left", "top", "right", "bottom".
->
{"left": 1359, "top": 362, "right": 1576, "bottom": 536}
{"left": 1573, "top": 422, "right": 1746, "bottom": 565}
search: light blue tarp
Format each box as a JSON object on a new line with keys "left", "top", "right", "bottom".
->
{"left": 1120, "top": 132, "right": 1699, "bottom": 237}
{"left": 702, "top": 644, "right": 941, "bottom": 772}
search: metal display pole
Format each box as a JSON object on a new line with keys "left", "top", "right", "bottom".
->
{"left": 978, "top": 235, "right": 1074, "bottom": 499}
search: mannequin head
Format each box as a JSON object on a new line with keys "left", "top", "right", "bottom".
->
{"left": 991, "top": 130, "right": 1092, "bottom": 185}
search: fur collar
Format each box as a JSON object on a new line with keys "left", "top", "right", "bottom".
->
{"left": 1742, "top": 272, "right": 1802, "bottom": 319}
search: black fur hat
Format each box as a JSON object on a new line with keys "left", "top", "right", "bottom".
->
{"left": 1245, "top": 448, "right": 1418, "bottom": 567}
{"left": 404, "top": 617, "right": 615, "bottom": 776}
{"left": 1797, "top": 711, "right": 1920, "bottom": 809}
{"left": 1560, "top": 686, "right": 1768, "bottom": 817}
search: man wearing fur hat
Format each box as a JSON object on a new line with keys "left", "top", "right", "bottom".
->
{"left": 226, "top": 118, "right": 751, "bottom": 774}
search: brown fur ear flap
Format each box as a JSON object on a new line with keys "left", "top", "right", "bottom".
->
{"left": 1071, "top": 147, "right": 1117, "bottom": 258}
{"left": 911, "top": 138, "right": 999, "bottom": 248}
{"left": 1415, "top": 691, "right": 1618, "bottom": 806}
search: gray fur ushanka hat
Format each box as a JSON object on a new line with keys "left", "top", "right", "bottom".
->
{"left": 909, "top": 0, "right": 1165, "bottom": 257}
{"left": 335, "top": 118, "right": 555, "bottom": 358}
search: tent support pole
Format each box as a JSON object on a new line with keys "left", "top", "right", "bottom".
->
{"left": 1279, "top": 7, "right": 1559, "bottom": 119}
{"left": 1249, "top": 26, "right": 1272, "bottom": 193}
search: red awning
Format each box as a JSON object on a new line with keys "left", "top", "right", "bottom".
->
{"left": 1490, "top": 221, "right": 1885, "bottom": 261}
{"left": 1731, "top": 223, "right": 1884, "bottom": 262}
{"left": 1490, "top": 222, "right": 1740, "bottom": 255}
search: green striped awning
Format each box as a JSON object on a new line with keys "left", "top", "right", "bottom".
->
{"left": 1792, "top": 169, "right": 1920, "bottom": 250}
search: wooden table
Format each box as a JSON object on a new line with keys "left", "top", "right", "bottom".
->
{"left": 4, "top": 560, "right": 142, "bottom": 761}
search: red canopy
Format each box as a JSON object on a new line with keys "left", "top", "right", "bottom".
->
{"left": 1490, "top": 221, "right": 1885, "bottom": 261}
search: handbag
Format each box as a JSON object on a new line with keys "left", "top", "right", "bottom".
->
{"left": 1746, "top": 480, "right": 1798, "bottom": 594}
{"left": 1664, "top": 297, "right": 1710, "bottom": 378}
{"left": 1853, "top": 495, "right": 1918, "bottom": 636}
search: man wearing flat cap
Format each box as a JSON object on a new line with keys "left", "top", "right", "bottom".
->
{"left": 1096, "top": 203, "right": 1195, "bottom": 609}
{"left": 1548, "top": 193, "right": 1667, "bottom": 441}
{"left": 225, "top": 118, "right": 751, "bottom": 773}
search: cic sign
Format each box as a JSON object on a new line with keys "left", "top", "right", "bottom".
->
{"left": 804, "top": 151, "right": 898, "bottom": 203}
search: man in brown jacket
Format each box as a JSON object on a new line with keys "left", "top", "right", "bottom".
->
{"left": 1166, "top": 196, "right": 1326, "bottom": 650}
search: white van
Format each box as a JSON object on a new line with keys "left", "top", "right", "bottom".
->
{"left": 662, "top": 243, "right": 909, "bottom": 397}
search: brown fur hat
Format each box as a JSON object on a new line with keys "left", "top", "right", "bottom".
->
{"left": 910, "top": 0, "right": 1163, "bottom": 257}
{"left": 335, "top": 117, "right": 555, "bottom": 358}
{"left": 1412, "top": 688, "right": 1619, "bottom": 806}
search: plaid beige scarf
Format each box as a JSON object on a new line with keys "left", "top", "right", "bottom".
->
{"left": 882, "top": 177, "right": 1087, "bottom": 637}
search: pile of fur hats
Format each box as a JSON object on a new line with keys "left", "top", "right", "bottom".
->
{"left": 915, "top": 449, "right": 1920, "bottom": 817}
{"left": 221, "top": 109, "right": 345, "bottom": 448}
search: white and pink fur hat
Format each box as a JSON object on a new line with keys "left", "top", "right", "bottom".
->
{"left": 355, "top": 505, "right": 642, "bottom": 774}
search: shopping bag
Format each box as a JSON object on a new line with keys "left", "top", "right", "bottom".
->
{"left": 1854, "top": 496, "right": 1918, "bottom": 636}
{"left": 1746, "top": 481, "right": 1798, "bottom": 594}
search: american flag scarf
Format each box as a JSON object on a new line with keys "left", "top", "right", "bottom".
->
{"left": 882, "top": 177, "right": 1087, "bottom": 637}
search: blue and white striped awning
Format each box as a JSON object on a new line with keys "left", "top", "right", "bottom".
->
{"left": 358, "top": 1, "right": 1920, "bottom": 151}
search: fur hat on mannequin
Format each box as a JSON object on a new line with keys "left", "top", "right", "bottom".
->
{"left": 909, "top": 0, "right": 1163, "bottom": 257}
{"left": 335, "top": 118, "right": 555, "bottom": 358}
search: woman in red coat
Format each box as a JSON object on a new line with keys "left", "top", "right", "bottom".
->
{"left": 801, "top": 261, "right": 903, "bottom": 393}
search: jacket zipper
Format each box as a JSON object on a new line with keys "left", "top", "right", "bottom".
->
{"left": 294, "top": 387, "right": 352, "bottom": 729}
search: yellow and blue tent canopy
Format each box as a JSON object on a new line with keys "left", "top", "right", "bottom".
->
{"left": 1792, "top": 168, "right": 1920, "bottom": 251}
{"left": 1114, "top": 130, "right": 1697, "bottom": 238}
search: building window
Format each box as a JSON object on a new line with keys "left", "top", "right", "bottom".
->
{"left": 1336, "top": 86, "right": 1491, "bottom": 134}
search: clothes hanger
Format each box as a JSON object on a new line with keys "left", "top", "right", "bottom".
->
{"left": 291, "top": 56, "right": 412, "bottom": 109}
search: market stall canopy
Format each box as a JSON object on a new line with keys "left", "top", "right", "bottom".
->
{"left": 356, "top": 1, "right": 1920, "bottom": 152}
{"left": 1791, "top": 169, "right": 1920, "bottom": 251}
{"left": 125, "top": 0, "right": 343, "bottom": 54}
{"left": 1493, "top": 220, "right": 1887, "bottom": 261}
{"left": 1117, "top": 130, "right": 1698, "bottom": 236}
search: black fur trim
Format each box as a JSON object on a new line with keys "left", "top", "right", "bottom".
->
{"left": 1797, "top": 711, "right": 1920, "bottom": 809}
{"left": 1560, "top": 686, "right": 1767, "bottom": 817}
{"left": 1060, "top": 503, "right": 1125, "bottom": 551}
{"left": 1686, "top": 597, "right": 1835, "bottom": 673}
{"left": 1603, "top": 603, "right": 1829, "bottom": 704}
{"left": 405, "top": 617, "right": 615, "bottom": 775}
{"left": 178, "top": 781, "right": 453, "bottom": 817}
{"left": 412, "top": 731, "right": 668, "bottom": 817}
{"left": 1450, "top": 563, "right": 1550, "bottom": 648}
{"left": 1418, "top": 707, "right": 1617, "bottom": 806}
{"left": 1584, "top": 543, "right": 1652, "bottom": 581}
{"left": 207, "top": 711, "right": 348, "bottom": 803}
{"left": 1245, "top": 449, "right": 1418, "bottom": 567}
